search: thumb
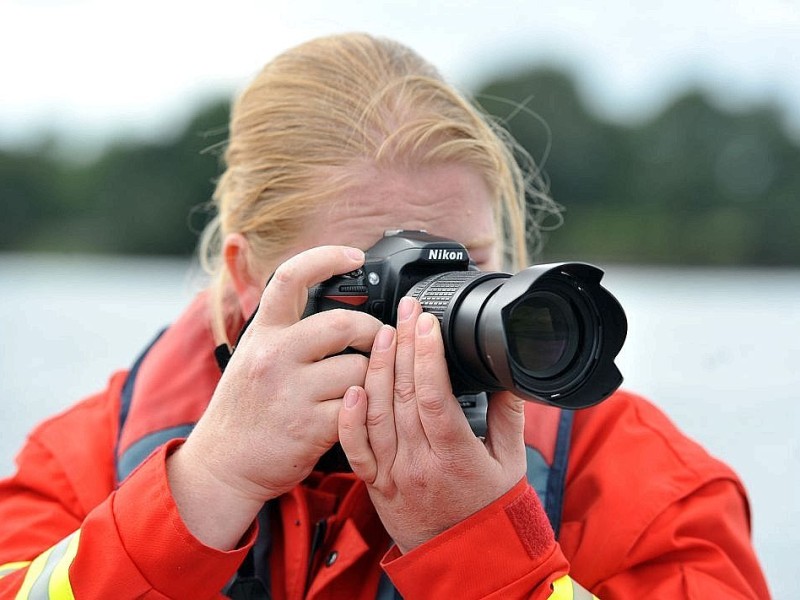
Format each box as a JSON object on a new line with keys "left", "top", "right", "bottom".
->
{"left": 484, "top": 391, "right": 526, "bottom": 461}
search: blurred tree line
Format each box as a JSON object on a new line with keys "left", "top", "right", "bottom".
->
{"left": 0, "top": 67, "right": 798, "bottom": 265}
{"left": 479, "top": 69, "right": 799, "bottom": 265}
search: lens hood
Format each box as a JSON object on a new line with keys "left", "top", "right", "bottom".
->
{"left": 472, "top": 263, "right": 627, "bottom": 409}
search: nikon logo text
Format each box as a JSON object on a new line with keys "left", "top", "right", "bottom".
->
{"left": 427, "top": 249, "right": 465, "bottom": 261}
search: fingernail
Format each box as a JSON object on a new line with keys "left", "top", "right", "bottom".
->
{"left": 417, "top": 312, "right": 436, "bottom": 336}
{"left": 374, "top": 325, "right": 395, "bottom": 351}
{"left": 398, "top": 296, "right": 415, "bottom": 321}
{"left": 345, "top": 247, "right": 364, "bottom": 262}
{"left": 344, "top": 387, "right": 359, "bottom": 409}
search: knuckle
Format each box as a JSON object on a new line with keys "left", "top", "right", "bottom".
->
{"left": 272, "top": 261, "right": 299, "bottom": 286}
{"left": 246, "top": 344, "right": 281, "bottom": 376}
{"left": 366, "top": 409, "right": 392, "bottom": 430}
{"left": 393, "top": 376, "right": 417, "bottom": 404}
{"left": 415, "top": 375, "right": 445, "bottom": 398}
{"left": 350, "top": 354, "right": 370, "bottom": 375}
{"left": 417, "top": 388, "right": 450, "bottom": 417}
{"left": 326, "top": 309, "right": 353, "bottom": 332}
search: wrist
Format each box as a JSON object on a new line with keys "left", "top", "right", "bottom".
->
{"left": 166, "top": 442, "right": 266, "bottom": 550}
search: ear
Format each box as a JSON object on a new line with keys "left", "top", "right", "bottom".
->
{"left": 223, "top": 233, "right": 264, "bottom": 318}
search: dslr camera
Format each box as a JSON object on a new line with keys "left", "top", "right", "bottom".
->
{"left": 304, "top": 230, "right": 627, "bottom": 410}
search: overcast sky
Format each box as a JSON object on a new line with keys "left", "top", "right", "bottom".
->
{"left": 2, "top": 0, "right": 799, "bottom": 151}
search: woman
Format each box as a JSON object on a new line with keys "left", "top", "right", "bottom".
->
{"left": 0, "top": 34, "right": 769, "bottom": 599}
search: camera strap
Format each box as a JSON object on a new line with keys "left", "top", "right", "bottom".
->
{"left": 214, "top": 306, "right": 259, "bottom": 373}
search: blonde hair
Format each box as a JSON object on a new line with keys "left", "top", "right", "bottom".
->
{"left": 199, "top": 33, "right": 557, "bottom": 344}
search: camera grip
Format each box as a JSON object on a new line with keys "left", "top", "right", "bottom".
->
{"left": 302, "top": 279, "right": 370, "bottom": 319}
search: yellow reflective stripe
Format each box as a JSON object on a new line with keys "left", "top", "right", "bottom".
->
{"left": 12, "top": 530, "right": 81, "bottom": 600}
{"left": 48, "top": 530, "right": 80, "bottom": 600}
{"left": 13, "top": 548, "right": 53, "bottom": 600}
{"left": 0, "top": 562, "right": 32, "bottom": 579}
{"left": 550, "top": 576, "right": 574, "bottom": 599}
{"left": 548, "top": 575, "right": 600, "bottom": 600}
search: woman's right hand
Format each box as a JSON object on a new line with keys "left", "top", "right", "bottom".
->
{"left": 166, "top": 246, "right": 382, "bottom": 549}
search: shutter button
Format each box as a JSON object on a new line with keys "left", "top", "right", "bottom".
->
{"left": 325, "top": 551, "right": 338, "bottom": 567}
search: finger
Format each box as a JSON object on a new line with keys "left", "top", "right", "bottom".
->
{"left": 303, "top": 353, "right": 372, "bottom": 401}
{"left": 338, "top": 386, "right": 378, "bottom": 484}
{"left": 291, "top": 309, "right": 382, "bottom": 360}
{"left": 310, "top": 396, "right": 346, "bottom": 450}
{"left": 484, "top": 391, "right": 526, "bottom": 462}
{"left": 413, "top": 312, "right": 474, "bottom": 448}
{"left": 363, "top": 325, "right": 398, "bottom": 464}
{"left": 257, "top": 246, "right": 365, "bottom": 327}
{"left": 392, "top": 297, "right": 427, "bottom": 448}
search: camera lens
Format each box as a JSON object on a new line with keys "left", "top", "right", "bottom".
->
{"left": 506, "top": 292, "right": 579, "bottom": 379}
{"left": 407, "top": 262, "right": 626, "bottom": 409}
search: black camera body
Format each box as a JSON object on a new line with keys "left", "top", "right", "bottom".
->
{"left": 304, "top": 230, "right": 474, "bottom": 324}
{"left": 304, "top": 230, "right": 627, "bottom": 410}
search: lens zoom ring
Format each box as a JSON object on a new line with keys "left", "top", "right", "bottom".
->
{"left": 408, "top": 271, "right": 485, "bottom": 320}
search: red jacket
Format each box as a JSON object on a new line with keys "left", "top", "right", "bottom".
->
{"left": 0, "top": 295, "right": 770, "bottom": 599}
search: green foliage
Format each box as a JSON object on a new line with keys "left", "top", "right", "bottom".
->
{"left": 0, "top": 68, "right": 798, "bottom": 265}
{"left": 476, "top": 68, "right": 800, "bottom": 265}
{"left": 0, "top": 100, "right": 230, "bottom": 255}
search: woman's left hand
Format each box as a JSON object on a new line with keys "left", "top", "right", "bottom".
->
{"left": 338, "top": 296, "right": 528, "bottom": 553}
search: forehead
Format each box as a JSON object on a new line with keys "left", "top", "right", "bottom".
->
{"left": 306, "top": 163, "right": 496, "bottom": 251}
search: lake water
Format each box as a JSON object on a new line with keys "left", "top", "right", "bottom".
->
{"left": 1, "top": 253, "right": 797, "bottom": 596}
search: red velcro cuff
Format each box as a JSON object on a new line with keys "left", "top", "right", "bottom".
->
{"left": 504, "top": 483, "right": 555, "bottom": 559}
{"left": 381, "top": 478, "right": 557, "bottom": 599}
